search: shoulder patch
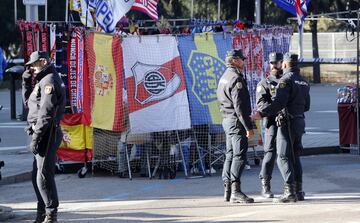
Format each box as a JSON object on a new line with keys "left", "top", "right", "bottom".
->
{"left": 44, "top": 85, "right": 54, "bottom": 95}
{"left": 256, "top": 85, "right": 262, "bottom": 93}
{"left": 279, "top": 82, "right": 286, "bottom": 89}
{"left": 236, "top": 82, "right": 243, "bottom": 89}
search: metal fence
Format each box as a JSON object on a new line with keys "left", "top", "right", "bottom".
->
{"left": 289, "top": 32, "right": 357, "bottom": 59}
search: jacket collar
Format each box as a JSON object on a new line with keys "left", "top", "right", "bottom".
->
{"left": 35, "top": 64, "right": 55, "bottom": 81}
{"left": 283, "top": 66, "right": 300, "bottom": 74}
{"left": 228, "top": 67, "right": 244, "bottom": 78}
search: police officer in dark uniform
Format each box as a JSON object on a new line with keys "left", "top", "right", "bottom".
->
{"left": 217, "top": 49, "right": 254, "bottom": 203}
{"left": 253, "top": 53, "right": 310, "bottom": 203}
{"left": 255, "top": 52, "right": 283, "bottom": 198}
{"left": 22, "top": 51, "right": 66, "bottom": 223}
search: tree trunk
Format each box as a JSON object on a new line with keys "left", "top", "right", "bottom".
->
{"left": 310, "top": 19, "right": 321, "bottom": 83}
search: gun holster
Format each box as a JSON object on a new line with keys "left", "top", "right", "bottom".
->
{"left": 275, "top": 112, "right": 287, "bottom": 127}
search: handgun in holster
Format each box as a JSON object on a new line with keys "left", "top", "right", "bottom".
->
{"left": 275, "top": 110, "right": 287, "bottom": 127}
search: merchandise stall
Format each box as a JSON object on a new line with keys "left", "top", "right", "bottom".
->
{"left": 337, "top": 86, "right": 359, "bottom": 148}
{"left": 16, "top": 18, "right": 293, "bottom": 178}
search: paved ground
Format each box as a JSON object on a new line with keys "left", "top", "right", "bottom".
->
{"left": 0, "top": 84, "right": 358, "bottom": 222}
{"left": 302, "top": 83, "right": 340, "bottom": 148}
{"left": 1, "top": 154, "right": 360, "bottom": 222}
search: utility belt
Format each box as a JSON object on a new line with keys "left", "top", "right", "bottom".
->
{"left": 275, "top": 111, "right": 304, "bottom": 127}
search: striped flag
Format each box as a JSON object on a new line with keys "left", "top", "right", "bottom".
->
{"left": 132, "top": 0, "right": 158, "bottom": 20}
{"left": 85, "top": 32, "right": 125, "bottom": 131}
{"left": 272, "top": 0, "right": 310, "bottom": 26}
{"left": 295, "top": 0, "right": 308, "bottom": 26}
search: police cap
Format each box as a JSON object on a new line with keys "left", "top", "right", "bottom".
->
{"left": 226, "top": 49, "right": 247, "bottom": 60}
{"left": 25, "top": 51, "right": 50, "bottom": 66}
{"left": 269, "top": 52, "right": 283, "bottom": 63}
{"left": 283, "top": 52, "right": 298, "bottom": 63}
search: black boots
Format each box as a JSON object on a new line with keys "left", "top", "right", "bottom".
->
{"left": 33, "top": 213, "right": 45, "bottom": 223}
{"left": 230, "top": 182, "right": 254, "bottom": 203}
{"left": 42, "top": 213, "right": 57, "bottom": 223}
{"left": 224, "top": 181, "right": 231, "bottom": 202}
{"left": 295, "top": 182, "right": 305, "bottom": 201}
{"left": 261, "top": 178, "right": 274, "bottom": 198}
{"left": 274, "top": 183, "right": 297, "bottom": 203}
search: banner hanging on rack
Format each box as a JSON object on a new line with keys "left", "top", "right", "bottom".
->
{"left": 123, "top": 36, "right": 191, "bottom": 133}
{"left": 67, "top": 27, "right": 85, "bottom": 114}
{"left": 178, "top": 33, "right": 232, "bottom": 126}
{"left": 86, "top": 32, "right": 125, "bottom": 131}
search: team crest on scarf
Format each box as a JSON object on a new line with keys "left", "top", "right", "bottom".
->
{"left": 131, "top": 62, "right": 181, "bottom": 105}
{"left": 94, "top": 65, "right": 114, "bottom": 96}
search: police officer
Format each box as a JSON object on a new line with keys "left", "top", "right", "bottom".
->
{"left": 22, "top": 51, "right": 66, "bottom": 223}
{"left": 256, "top": 52, "right": 283, "bottom": 198}
{"left": 217, "top": 49, "right": 254, "bottom": 203}
{"left": 252, "top": 53, "right": 310, "bottom": 203}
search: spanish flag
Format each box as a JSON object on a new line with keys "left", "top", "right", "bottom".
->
{"left": 57, "top": 113, "right": 93, "bottom": 162}
{"left": 85, "top": 32, "right": 125, "bottom": 131}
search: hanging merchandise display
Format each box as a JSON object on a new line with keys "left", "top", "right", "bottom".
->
{"left": 49, "top": 24, "right": 57, "bottom": 63}
{"left": 17, "top": 20, "right": 293, "bottom": 177}
{"left": 58, "top": 113, "right": 93, "bottom": 162}
{"left": 249, "top": 31, "right": 263, "bottom": 109}
{"left": 261, "top": 29, "right": 274, "bottom": 78}
{"left": 18, "top": 21, "right": 49, "bottom": 63}
{"left": 68, "top": 27, "right": 85, "bottom": 114}
{"left": 85, "top": 32, "right": 125, "bottom": 131}
{"left": 178, "top": 33, "right": 232, "bottom": 126}
{"left": 123, "top": 35, "right": 191, "bottom": 134}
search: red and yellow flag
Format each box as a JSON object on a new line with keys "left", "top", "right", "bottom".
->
{"left": 86, "top": 32, "right": 124, "bottom": 131}
{"left": 59, "top": 113, "right": 93, "bottom": 151}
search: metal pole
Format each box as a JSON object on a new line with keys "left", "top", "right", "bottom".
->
{"left": 14, "top": 0, "right": 17, "bottom": 23}
{"left": 217, "top": 0, "right": 221, "bottom": 20}
{"left": 299, "top": 24, "right": 304, "bottom": 59}
{"left": 191, "top": 0, "right": 194, "bottom": 18}
{"left": 357, "top": 7, "right": 360, "bottom": 155}
{"left": 237, "top": 0, "right": 240, "bottom": 20}
{"left": 65, "top": 0, "right": 69, "bottom": 23}
{"left": 10, "top": 74, "right": 16, "bottom": 120}
{"left": 45, "top": 0, "right": 48, "bottom": 21}
{"left": 255, "top": 0, "right": 261, "bottom": 24}
{"left": 26, "top": 5, "right": 39, "bottom": 21}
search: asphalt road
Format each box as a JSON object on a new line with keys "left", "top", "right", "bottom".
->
{"left": 1, "top": 154, "right": 360, "bottom": 222}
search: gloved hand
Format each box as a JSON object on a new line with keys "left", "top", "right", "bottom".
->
{"left": 30, "top": 139, "right": 39, "bottom": 155}
{"left": 275, "top": 113, "right": 286, "bottom": 127}
{"left": 24, "top": 125, "right": 34, "bottom": 136}
{"left": 22, "top": 68, "right": 33, "bottom": 84}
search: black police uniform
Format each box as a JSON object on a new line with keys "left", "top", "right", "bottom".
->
{"left": 256, "top": 52, "right": 283, "bottom": 198}
{"left": 256, "top": 71, "right": 281, "bottom": 183}
{"left": 22, "top": 64, "right": 66, "bottom": 220}
{"left": 217, "top": 67, "right": 252, "bottom": 183}
{"left": 217, "top": 57, "right": 254, "bottom": 203}
{"left": 259, "top": 54, "right": 310, "bottom": 201}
